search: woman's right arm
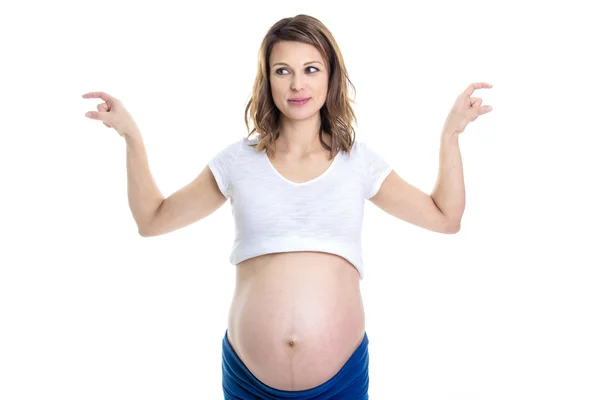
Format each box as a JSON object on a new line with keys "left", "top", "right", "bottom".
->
{"left": 125, "top": 131, "right": 226, "bottom": 237}
{"left": 82, "top": 91, "right": 227, "bottom": 236}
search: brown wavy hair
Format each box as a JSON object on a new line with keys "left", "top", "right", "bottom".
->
{"left": 244, "top": 14, "right": 357, "bottom": 160}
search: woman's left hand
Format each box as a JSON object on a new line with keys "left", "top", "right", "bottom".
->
{"left": 443, "top": 82, "right": 493, "bottom": 135}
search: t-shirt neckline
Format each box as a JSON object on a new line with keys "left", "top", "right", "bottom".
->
{"left": 264, "top": 150, "right": 339, "bottom": 186}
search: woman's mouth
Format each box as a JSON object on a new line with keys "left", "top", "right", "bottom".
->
{"left": 288, "top": 98, "right": 310, "bottom": 106}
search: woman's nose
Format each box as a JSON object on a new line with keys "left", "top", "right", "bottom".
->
{"left": 291, "top": 76, "right": 305, "bottom": 90}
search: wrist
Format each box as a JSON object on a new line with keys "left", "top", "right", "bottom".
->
{"left": 124, "top": 130, "right": 144, "bottom": 147}
{"left": 441, "top": 130, "right": 460, "bottom": 143}
{"left": 120, "top": 124, "right": 142, "bottom": 140}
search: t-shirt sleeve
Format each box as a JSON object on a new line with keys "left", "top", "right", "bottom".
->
{"left": 360, "top": 141, "right": 393, "bottom": 199}
{"left": 207, "top": 138, "right": 243, "bottom": 199}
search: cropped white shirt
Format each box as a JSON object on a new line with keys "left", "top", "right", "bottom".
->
{"left": 208, "top": 135, "right": 393, "bottom": 280}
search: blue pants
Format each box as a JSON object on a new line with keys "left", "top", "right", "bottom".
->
{"left": 222, "top": 329, "right": 369, "bottom": 399}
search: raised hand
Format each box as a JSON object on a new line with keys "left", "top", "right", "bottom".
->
{"left": 82, "top": 91, "right": 140, "bottom": 139}
{"left": 442, "top": 82, "right": 493, "bottom": 135}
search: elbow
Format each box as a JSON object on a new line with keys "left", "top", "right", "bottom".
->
{"left": 137, "top": 219, "right": 155, "bottom": 237}
{"left": 443, "top": 218, "right": 461, "bottom": 234}
{"left": 137, "top": 202, "right": 162, "bottom": 237}
{"left": 449, "top": 224, "right": 461, "bottom": 234}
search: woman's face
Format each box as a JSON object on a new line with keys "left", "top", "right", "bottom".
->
{"left": 269, "top": 41, "right": 329, "bottom": 121}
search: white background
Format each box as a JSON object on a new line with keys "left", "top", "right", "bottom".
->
{"left": 2, "top": 0, "right": 599, "bottom": 399}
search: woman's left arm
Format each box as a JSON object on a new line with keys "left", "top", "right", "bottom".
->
{"left": 431, "top": 132, "right": 465, "bottom": 230}
{"left": 370, "top": 82, "right": 493, "bottom": 233}
{"left": 432, "top": 82, "right": 494, "bottom": 229}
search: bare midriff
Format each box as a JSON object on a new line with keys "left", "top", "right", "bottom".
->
{"left": 226, "top": 251, "right": 365, "bottom": 391}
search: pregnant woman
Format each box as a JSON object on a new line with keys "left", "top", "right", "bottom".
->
{"left": 83, "top": 13, "right": 492, "bottom": 400}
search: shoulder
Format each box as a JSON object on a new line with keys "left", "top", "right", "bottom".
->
{"left": 347, "top": 139, "right": 370, "bottom": 161}
{"left": 242, "top": 135, "right": 260, "bottom": 148}
{"left": 212, "top": 136, "right": 252, "bottom": 159}
{"left": 351, "top": 139, "right": 385, "bottom": 160}
{"left": 211, "top": 136, "right": 263, "bottom": 167}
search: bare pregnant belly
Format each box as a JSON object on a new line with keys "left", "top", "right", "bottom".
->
{"left": 226, "top": 251, "right": 366, "bottom": 391}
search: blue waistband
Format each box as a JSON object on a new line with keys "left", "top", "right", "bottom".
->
{"left": 222, "top": 329, "right": 369, "bottom": 399}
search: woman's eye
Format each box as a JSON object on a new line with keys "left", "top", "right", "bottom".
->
{"left": 276, "top": 66, "right": 319, "bottom": 75}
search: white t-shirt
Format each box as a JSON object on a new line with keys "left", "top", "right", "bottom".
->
{"left": 208, "top": 135, "right": 392, "bottom": 280}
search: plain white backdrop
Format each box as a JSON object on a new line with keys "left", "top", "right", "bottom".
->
{"left": 1, "top": 0, "right": 599, "bottom": 399}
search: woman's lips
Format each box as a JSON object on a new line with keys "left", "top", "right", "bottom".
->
{"left": 288, "top": 98, "right": 310, "bottom": 106}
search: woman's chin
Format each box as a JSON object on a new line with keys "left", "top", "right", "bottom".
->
{"left": 283, "top": 109, "right": 318, "bottom": 120}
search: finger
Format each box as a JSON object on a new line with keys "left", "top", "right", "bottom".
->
{"left": 463, "top": 82, "right": 493, "bottom": 98}
{"left": 85, "top": 110, "right": 109, "bottom": 120}
{"left": 476, "top": 105, "right": 493, "bottom": 115}
{"left": 82, "top": 91, "right": 115, "bottom": 102}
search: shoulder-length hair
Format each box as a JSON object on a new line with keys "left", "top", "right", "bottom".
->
{"left": 244, "top": 14, "right": 357, "bottom": 160}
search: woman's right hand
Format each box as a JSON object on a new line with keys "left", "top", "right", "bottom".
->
{"left": 82, "top": 91, "right": 140, "bottom": 139}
